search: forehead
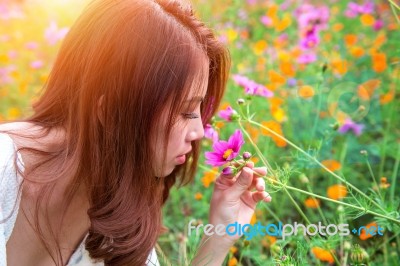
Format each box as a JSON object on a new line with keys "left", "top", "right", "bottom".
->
{"left": 186, "top": 55, "right": 209, "bottom": 98}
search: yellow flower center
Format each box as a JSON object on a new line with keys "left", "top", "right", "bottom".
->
{"left": 223, "top": 149, "right": 233, "bottom": 159}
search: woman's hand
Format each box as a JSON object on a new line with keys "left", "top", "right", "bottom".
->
{"left": 208, "top": 160, "right": 271, "bottom": 246}
{"left": 191, "top": 161, "right": 271, "bottom": 265}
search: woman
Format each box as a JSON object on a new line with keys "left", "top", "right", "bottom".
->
{"left": 0, "top": 0, "right": 271, "bottom": 265}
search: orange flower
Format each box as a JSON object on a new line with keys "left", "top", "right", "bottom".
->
{"left": 275, "top": 15, "right": 291, "bottom": 32}
{"left": 344, "top": 34, "right": 357, "bottom": 46}
{"left": 360, "top": 14, "right": 375, "bottom": 26}
{"left": 201, "top": 168, "right": 218, "bottom": 188}
{"left": 311, "top": 247, "right": 335, "bottom": 264}
{"left": 304, "top": 197, "right": 320, "bottom": 208}
{"left": 245, "top": 124, "right": 260, "bottom": 142}
{"left": 359, "top": 222, "right": 378, "bottom": 240}
{"left": 331, "top": 59, "right": 348, "bottom": 75}
{"left": 321, "top": 159, "right": 341, "bottom": 172}
{"left": 298, "top": 85, "right": 315, "bottom": 99}
{"left": 253, "top": 40, "right": 268, "bottom": 55}
{"left": 350, "top": 46, "right": 365, "bottom": 58}
{"left": 379, "top": 88, "right": 395, "bottom": 105}
{"left": 230, "top": 246, "right": 238, "bottom": 254}
{"left": 358, "top": 79, "right": 381, "bottom": 100}
{"left": 269, "top": 70, "right": 286, "bottom": 85}
{"left": 327, "top": 184, "right": 347, "bottom": 200}
{"left": 279, "top": 61, "right": 295, "bottom": 77}
{"left": 250, "top": 157, "right": 259, "bottom": 164}
{"left": 228, "top": 257, "right": 238, "bottom": 266}
{"left": 250, "top": 213, "right": 257, "bottom": 225}
{"left": 215, "top": 121, "right": 225, "bottom": 129}
{"left": 261, "top": 236, "right": 277, "bottom": 248}
{"left": 333, "top": 23, "right": 343, "bottom": 32}
{"left": 323, "top": 32, "right": 332, "bottom": 42}
{"left": 372, "top": 52, "right": 387, "bottom": 72}
{"left": 194, "top": 192, "right": 203, "bottom": 200}
{"left": 261, "top": 121, "right": 287, "bottom": 147}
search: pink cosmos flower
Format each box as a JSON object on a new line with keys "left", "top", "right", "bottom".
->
{"left": 218, "top": 106, "right": 238, "bottom": 122}
{"left": 205, "top": 130, "right": 245, "bottom": 166}
{"left": 232, "top": 74, "right": 273, "bottom": 98}
{"left": 30, "top": 60, "right": 44, "bottom": 69}
{"left": 338, "top": 118, "right": 364, "bottom": 136}
{"left": 44, "top": 20, "right": 69, "bottom": 46}
{"left": 204, "top": 124, "right": 219, "bottom": 143}
{"left": 297, "top": 52, "right": 317, "bottom": 64}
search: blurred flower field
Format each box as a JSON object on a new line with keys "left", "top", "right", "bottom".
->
{"left": 1, "top": 0, "right": 399, "bottom": 265}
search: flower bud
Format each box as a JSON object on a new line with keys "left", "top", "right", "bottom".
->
{"left": 350, "top": 244, "right": 369, "bottom": 264}
{"left": 343, "top": 241, "right": 351, "bottom": 251}
{"left": 330, "top": 122, "right": 339, "bottom": 131}
{"left": 242, "top": 151, "right": 252, "bottom": 160}
{"left": 237, "top": 98, "right": 245, "bottom": 105}
{"left": 230, "top": 112, "right": 240, "bottom": 121}
{"left": 222, "top": 166, "right": 235, "bottom": 175}
{"left": 322, "top": 62, "right": 328, "bottom": 73}
{"left": 360, "top": 150, "right": 368, "bottom": 156}
{"left": 299, "top": 174, "right": 309, "bottom": 184}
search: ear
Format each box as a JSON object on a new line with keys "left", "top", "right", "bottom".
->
{"left": 97, "top": 95, "right": 105, "bottom": 126}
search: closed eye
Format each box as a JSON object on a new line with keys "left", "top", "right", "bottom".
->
{"left": 182, "top": 112, "right": 200, "bottom": 119}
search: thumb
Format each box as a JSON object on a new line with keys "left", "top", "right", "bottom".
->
{"left": 227, "top": 167, "right": 253, "bottom": 200}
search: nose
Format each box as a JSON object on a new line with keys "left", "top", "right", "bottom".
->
{"left": 186, "top": 119, "right": 205, "bottom": 142}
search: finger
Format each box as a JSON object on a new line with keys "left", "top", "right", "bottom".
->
{"left": 215, "top": 169, "right": 236, "bottom": 189}
{"left": 227, "top": 167, "right": 253, "bottom": 200}
{"left": 253, "top": 177, "right": 265, "bottom": 192}
{"left": 252, "top": 166, "right": 267, "bottom": 177}
{"left": 251, "top": 191, "right": 272, "bottom": 203}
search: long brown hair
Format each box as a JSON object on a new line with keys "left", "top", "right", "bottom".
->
{"left": 0, "top": 0, "right": 230, "bottom": 265}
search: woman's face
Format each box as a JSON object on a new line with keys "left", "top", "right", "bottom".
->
{"left": 152, "top": 67, "right": 209, "bottom": 178}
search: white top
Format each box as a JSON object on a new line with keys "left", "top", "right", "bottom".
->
{"left": 0, "top": 133, "right": 160, "bottom": 266}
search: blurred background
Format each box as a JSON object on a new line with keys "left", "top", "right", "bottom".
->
{"left": 1, "top": 0, "right": 399, "bottom": 265}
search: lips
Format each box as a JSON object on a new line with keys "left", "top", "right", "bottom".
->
{"left": 176, "top": 149, "right": 191, "bottom": 164}
{"left": 176, "top": 154, "right": 186, "bottom": 164}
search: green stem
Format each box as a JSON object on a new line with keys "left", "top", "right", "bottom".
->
{"left": 306, "top": 183, "right": 328, "bottom": 225}
{"left": 279, "top": 182, "right": 400, "bottom": 224}
{"left": 248, "top": 119, "right": 387, "bottom": 214}
{"left": 379, "top": 103, "right": 394, "bottom": 178}
{"left": 388, "top": 0, "right": 400, "bottom": 10}
{"left": 389, "top": 0, "right": 400, "bottom": 24}
{"left": 283, "top": 187, "right": 312, "bottom": 225}
{"left": 311, "top": 81, "right": 323, "bottom": 140}
{"left": 390, "top": 142, "right": 400, "bottom": 202}
{"left": 238, "top": 120, "right": 274, "bottom": 174}
{"left": 364, "top": 155, "right": 383, "bottom": 201}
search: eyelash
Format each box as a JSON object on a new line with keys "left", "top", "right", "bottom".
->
{"left": 182, "top": 112, "right": 200, "bottom": 119}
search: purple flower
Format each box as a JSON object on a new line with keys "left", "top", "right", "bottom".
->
{"left": 204, "top": 124, "right": 219, "bottom": 143}
{"left": 232, "top": 74, "right": 273, "bottom": 98}
{"left": 287, "top": 78, "right": 297, "bottom": 87}
{"left": 218, "top": 106, "right": 238, "bottom": 122}
{"left": 205, "top": 130, "right": 245, "bottom": 166}
{"left": 338, "top": 118, "right": 364, "bottom": 136}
